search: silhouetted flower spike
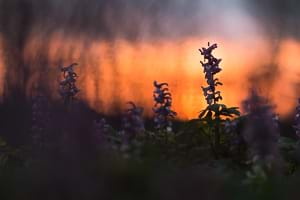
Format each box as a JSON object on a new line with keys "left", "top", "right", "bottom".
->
{"left": 293, "top": 98, "right": 300, "bottom": 138}
{"left": 59, "top": 63, "right": 80, "bottom": 104}
{"left": 198, "top": 43, "right": 240, "bottom": 158}
{"left": 154, "top": 80, "right": 168, "bottom": 88}
{"left": 153, "top": 80, "right": 177, "bottom": 131}
{"left": 121, "top": 102, "right": 145, "bottom": 140}
{"left": 199, "top": 43, "right": 218, "bottom": 60}
{"left": 61, "top": 63, "right": 78, "bottom": 77}
{"left": 153, "top": 81, "right": 172, "bottom": 106}
{"left": 199, "top": 43, "right": 223, "bottom": 106}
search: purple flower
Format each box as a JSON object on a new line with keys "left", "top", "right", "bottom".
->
{"left": 199, "top": 43, "right": 223, "bottom": 105}
{"left": 59, "top": 63, "right": 80, "bottom": 104}
{"left": 242, "top": 89, "right": 280, "bottom": 166}
{"left": 121, "top": 102, "right": 145, "bottom": 139}
{"left": 153, "top": 81, "right": 177, "bottom": 131}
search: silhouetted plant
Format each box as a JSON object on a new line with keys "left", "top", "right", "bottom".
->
{"left": 115, "top": 102, "right": 146, "bottom": 160}
{"left": 198, "top": 43, "right": 240, "bottom": 158}
{"left": 153, "top": 80, "right": 177, "bottom": 132}
{"left": 121, "top": 102, "right": 145, "bottom": 141}
{"left": 199, "top": 43, "right": 222, "bottom": 105}
{"left": 59, "top": 63, "right": 80, "bottom": 105}
{"left": 242, "top": 89, "right": 281, "bottom": 173}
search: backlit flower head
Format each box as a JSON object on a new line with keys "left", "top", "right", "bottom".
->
{"left": 199, "top": 43, "right": 223, "bottom": 105}
{"left": 59, "top": 63, "right": 80, "bottom": 104}
{"left": 153, "top": 81, "right": 177, "bottom": 131}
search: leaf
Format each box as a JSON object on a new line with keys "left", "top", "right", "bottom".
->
{"left": 198, "top": 108, "right": 208, "bottom": 119}
{"left": 219, "top": 112, "right": 233, "bottom": 117}
{"left": 205, "top": 110, "right": 213, "bottom": 121}
{"left": 208, "top": 104, "right": 220, "bottom": 113}
{"left": 227, "top": 107, "right": 241, "bottom": 116}
{"left": 220, "top": 107, "right": 240, "bottom": 117}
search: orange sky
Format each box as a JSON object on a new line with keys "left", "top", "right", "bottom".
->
{"left": 1, "top": 34, "right": 300, "bottom": 119}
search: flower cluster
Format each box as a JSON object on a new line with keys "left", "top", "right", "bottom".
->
{"left": 31, "top": 95, "right": 50, "bottom": 149}
{"left": 242, "top": 89, "right": 280, "bottom": 166}
{"left": 293, "top": 98, "right": 300, "bottom": 138}
{"left": 59, "top": 63, "right": 80, "bottom": 104}
{"left": 199, "top": 43, "right": 223, "bottom": 105}
{"left": 121, "top": 102, "right": 145, "bottom": 139}
{"left": 153, "top": 80, "right": 177, "bottom": 131}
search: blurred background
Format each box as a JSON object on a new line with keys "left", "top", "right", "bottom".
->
{"left": 0, "top": 0, "right": 300, "bottom": 119}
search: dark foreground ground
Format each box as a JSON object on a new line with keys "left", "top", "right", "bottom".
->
{"left": 0, "top": 95, "right": 299, "bottom": 200}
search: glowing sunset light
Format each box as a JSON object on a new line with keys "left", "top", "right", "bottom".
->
{"left": 1, "top": 32, "right": 298, "bottom": 119}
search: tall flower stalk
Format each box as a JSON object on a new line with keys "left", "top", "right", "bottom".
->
{"left": 199, "top": 43, "right": 223, "bottom": 105}
{"left": 59, "top": 63, "right": 80, "bottom": 105}
{"left": 198, "top": 43, "right": 240, "bottom": 158}
{"left": 153, "top": 80, "right": 177, "bottom": 132}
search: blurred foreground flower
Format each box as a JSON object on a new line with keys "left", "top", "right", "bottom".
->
{"left": 242, "top": 89, "right": 280, "bottom": 169}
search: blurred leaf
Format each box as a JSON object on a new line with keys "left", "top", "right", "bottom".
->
{"left": 226, "top": 107, "right": 241, "bottom": 116}
{"left": 199, "top": 109, "right": 208, "bottom": 119}
{"left": 278, "top": 137, "right": 297, "bottom": 150}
